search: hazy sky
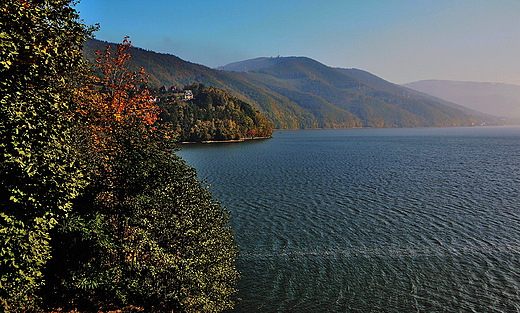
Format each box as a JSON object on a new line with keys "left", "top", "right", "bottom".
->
{"left": 76, "top": 0, "right": 520, "bottom": 85}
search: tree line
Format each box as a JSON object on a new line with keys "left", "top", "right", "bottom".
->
{"left": 1, "top": 1, "right": 239, "bottom": 312}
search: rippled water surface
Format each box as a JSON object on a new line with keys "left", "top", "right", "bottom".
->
{"left": 178, "top": 127, "right": 520, "bottom": 312}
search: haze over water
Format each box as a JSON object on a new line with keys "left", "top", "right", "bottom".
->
{"left": 179, "top": 127, "right": 520, "bottom": 312}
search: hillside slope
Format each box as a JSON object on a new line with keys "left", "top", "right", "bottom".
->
{"left": 84, "top": 39, "right": 478, "bottom": 129}
{"left": 339, "top": 69, "right": 506, "bottom": 124}
{"left": 217, "top": 56, "right": 290, "bottom": 72}
{"left": 242, "top": 57, "right": 476, "bottom": 127}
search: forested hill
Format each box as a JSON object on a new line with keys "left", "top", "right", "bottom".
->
{"left": 158, "top": 83, "right": 273, "bottom": 142}
{"left": 337, "top": 68, "right": 506, "bottom": 125}
{"left": 83, "top": 38, "right": 480, "bottom": 129}
{"left": 229, "top": 57, "right": 478, "bottom": 128}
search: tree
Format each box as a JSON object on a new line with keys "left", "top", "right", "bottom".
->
{"left": 42, "top": 39, "right": 240, "bottom": 312}
{"left": 1, "top": 2, "right": 239, "bottom": 310}
{"left": 0, "top": 0, "right": 96, "bottom": 310}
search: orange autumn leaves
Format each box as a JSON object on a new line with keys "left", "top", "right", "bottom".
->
{"left": 73, "top": 38, "right": 163, "bottom": 208}
{"left": 76, "top": 38, "right": 159, "bottom": 154}
{"left": 83, "top": 37, "right": 158, "bottom": 126}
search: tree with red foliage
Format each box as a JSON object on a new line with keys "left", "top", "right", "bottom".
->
{"left": 42, "top": 38, "right": 240, "bottom": 313}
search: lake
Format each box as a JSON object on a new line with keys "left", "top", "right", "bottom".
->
{"left": 178, "top": 126, "right": 520, "bottom": 312}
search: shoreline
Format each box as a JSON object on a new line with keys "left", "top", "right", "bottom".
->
{"left": 181, "top": 136, "right": 272, "bottom": 144}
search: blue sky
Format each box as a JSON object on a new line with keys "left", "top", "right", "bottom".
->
{"left": 76, "top": 0, "right": 520, "bottom": 85}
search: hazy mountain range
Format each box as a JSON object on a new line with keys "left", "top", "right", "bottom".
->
{"left": 84, "top": 38, "right": 510, "bottom": 129}
{"left": 404, "top": 80, "right": 520, "bottom": 119}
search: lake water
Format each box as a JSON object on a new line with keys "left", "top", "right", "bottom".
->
{"left": 178, "top": 126, "right": 520, "bottom": 312}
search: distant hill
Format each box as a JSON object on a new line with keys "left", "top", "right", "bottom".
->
{"left": 83, "top": 38, "right": 479, "bottom": 129}
{"left": 238, "top": 57, "right": 477, "bottom": 128}
{"left": 404, "top": 80, "right": 520, "bottom": 120}
{"left": 339, "top": 69, "right": 504, "bottom": 124}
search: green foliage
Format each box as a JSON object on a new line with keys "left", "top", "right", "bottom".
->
{"left": 0, "top": 213, "right": 53, "bottom": 311}
{"left": 0, "top": 0, "right": 96, "bottom": 310}
{"left": 44, "top": 124, "right": 240, "bottom": 312}
{"left": 159, "top": 83, "right": 273, "bottom": 141}
{"left": 2, "top": 3, "right": 239, "bottom": 312}
{"left": 39, "top": 41, "right": 240, "bottom": 312}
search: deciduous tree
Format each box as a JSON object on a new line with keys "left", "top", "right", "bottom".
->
{"left": 0, "top": 0, "right": 96, "bottom": 310}
{"left": 43, "top": 39, "right": 240, "bottom": 312}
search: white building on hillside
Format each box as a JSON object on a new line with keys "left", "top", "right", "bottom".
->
{"left": 184, "top": 90, "right": 194, "bottom": 101}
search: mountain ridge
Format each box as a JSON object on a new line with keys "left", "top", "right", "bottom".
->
{"left": 217, "top": 56, "right": 294, "bottom": 72}
{"left": 83, "top": 38, "right": 481, "bottom": 129}
{"left": 404, "top": 80, "right": 520, "bottom": 120}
